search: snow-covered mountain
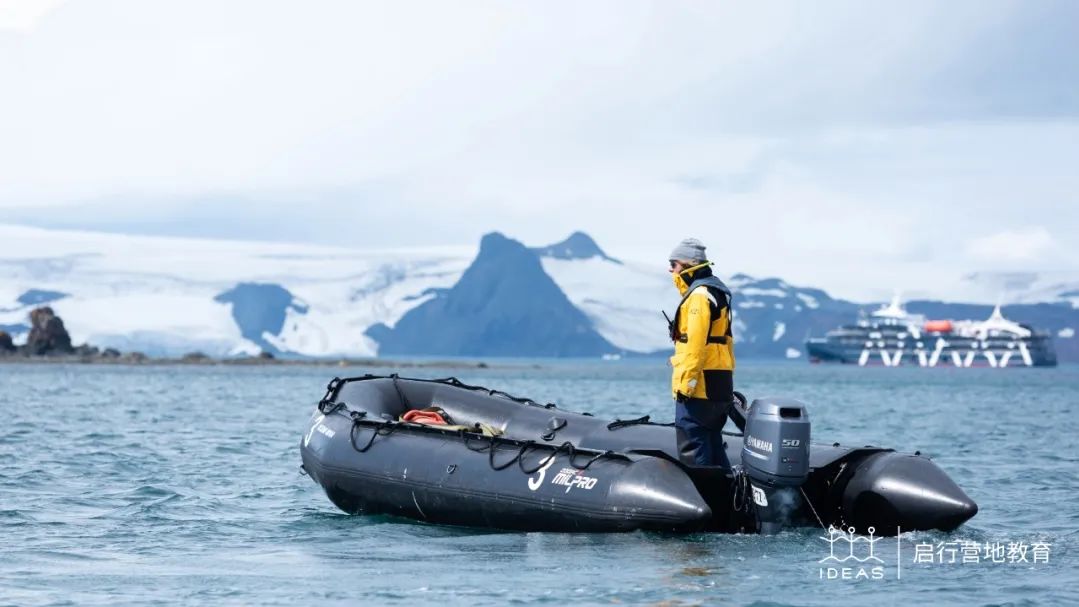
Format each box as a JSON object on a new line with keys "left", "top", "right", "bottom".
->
{"left": 2, "top": 223, "right": 1076, "bottom": 361}
{"left": 372, "top": 233, "right": 615, "bottom": 357}
{"left": 960, "top": 271, "right": 1079, "bottom": 309}
{"left": 0, "top": 224, "right": 471, "bottom": 357}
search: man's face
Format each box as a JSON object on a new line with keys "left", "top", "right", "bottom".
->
{"left": 669, "top": 260, "right": 687, "bottom": 275}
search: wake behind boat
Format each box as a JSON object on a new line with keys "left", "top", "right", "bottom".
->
{"left": 300, "top": 375, "right": 977, "bottom": 534}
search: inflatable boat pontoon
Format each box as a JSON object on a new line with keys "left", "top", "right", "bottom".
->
{"left": 300, "top": 375, "right": 977, "bottom": 534}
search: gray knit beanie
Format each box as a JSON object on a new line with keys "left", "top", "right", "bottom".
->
{"left": 669, "top": 238, "right": 707, "bottom": 264}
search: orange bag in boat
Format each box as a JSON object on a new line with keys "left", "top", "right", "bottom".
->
{"left": 402, "top": 408, "right": 449, "bottom": 425}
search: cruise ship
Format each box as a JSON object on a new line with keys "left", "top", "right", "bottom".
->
{"left": 805, "top": 296, "right": 1057, "bottom": 367}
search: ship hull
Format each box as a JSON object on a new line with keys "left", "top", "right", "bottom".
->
{"left": 807, "top": 337, "right": 1057, "bottom": 367}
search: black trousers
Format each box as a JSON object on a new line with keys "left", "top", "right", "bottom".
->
{"left": 675, "top": 397, "right": 732, "bottom": 470}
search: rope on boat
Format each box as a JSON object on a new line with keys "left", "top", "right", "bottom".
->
{"left": 800, "top": 487, "right": 827, "bottom": 530}
{"left": 462, "top": 436, "right": 611, "bottom": 474}
{"left": 315, "top": 377, "right": 619, "bottom": 475}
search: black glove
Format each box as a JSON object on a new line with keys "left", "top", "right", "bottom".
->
{"left": 675, "top": 392, "right": 689, "bottom": 403}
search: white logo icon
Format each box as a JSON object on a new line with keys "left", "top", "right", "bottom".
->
{"left": 304, "top": 414, "right": 326, "bottom": 447}
{"left": 819, "top": 526, "right": 884, "bottom": 564}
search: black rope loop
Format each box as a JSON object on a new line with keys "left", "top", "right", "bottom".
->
{"left": 518, "top": 441, "right": 560, "bottom": 475}
{"left": 318, "top": 400, "right": 346, "bottom": 415}
{"left": 349, "top": 421, "right": 381, "bottom": 453}
{"left": 487, "top": 388, "right": 547, "bottom": 409}
{"left": 606, "top": 414, "right": 677, "bottom": 430}
{"left": 349, "top": 419, "right": 395, "bottom": 454}
{"left": 568, "top": 448, "right": 612, "bottom": 471}
{"left": 390, "top": 373, "right": 409, "bottom": 410}
{"left": 517, "top": 441, "right": 611, "bottom": 474}
{"left": 607, "top": 415, "right": 650, "bottom": 430}
{"left": 432, "top": 376, "right": 476, "bottom": 389}
{"left": 731, "top": 468, "right": 752, "bottom": 515}
{"left": 318, "top": 377, "right": 344, "bottom": 411}
{"left": 489, "top": 438, "right": 528, "bottom": 471}
{"left": 326, "top": 376, "right": 342, "bottom": 393}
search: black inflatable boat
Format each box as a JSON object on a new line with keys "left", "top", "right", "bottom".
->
{"left": 300, "top": 375, "right": 977, "bottom": 534}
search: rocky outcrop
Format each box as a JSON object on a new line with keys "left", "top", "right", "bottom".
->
{"left": 214, "top": 283, "right": 308, "bottom": 354}
{"left": 0, "top": 331, "right": 14, "bottom": 353}
{"left": 1, "top": 306, "right": 301, "bottom": 364}
{"left": 25, "top": 307, "right": 74, "bottom": 355}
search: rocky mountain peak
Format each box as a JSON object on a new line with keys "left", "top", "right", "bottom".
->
{"left": 372, "top": 231, "right": 615, "bottom": 356}
{"left": 531, "top": 231, "right": 621, "bottom": 264}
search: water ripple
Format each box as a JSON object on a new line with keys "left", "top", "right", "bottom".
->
{"left": 0, "top": 362, "right": 1076, "bottom": 606}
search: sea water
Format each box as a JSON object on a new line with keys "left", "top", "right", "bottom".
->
{"left": 1, "top": 361, "right": 1076, "bottom": 606}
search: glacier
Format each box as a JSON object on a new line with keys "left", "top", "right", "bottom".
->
{"left": 3, "top": 223, "right": 1076, "bottom": 361}
{"left": 0, "top": 224, "right": 471, "bottom": 357}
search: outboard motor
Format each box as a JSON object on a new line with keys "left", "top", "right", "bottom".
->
{"left": 741, "top": 398, "right": 811, "bottom": 534}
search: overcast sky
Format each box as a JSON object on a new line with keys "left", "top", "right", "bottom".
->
{"left": 1, "top": 1, "right": 1077, "bottom": 302}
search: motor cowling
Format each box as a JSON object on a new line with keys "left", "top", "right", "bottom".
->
{"left": 741, "top": 398, "right": 811, "bottom": 534}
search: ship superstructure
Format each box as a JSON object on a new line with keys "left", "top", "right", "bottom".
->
{"left": 805, "top": 295, "right": 1057, "bottom": 367}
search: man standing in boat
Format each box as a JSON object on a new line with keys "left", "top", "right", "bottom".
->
{"left": 667, "top": 238, "right": 736, "bottom": 470}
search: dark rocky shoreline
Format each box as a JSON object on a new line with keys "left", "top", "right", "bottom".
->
{"left": 0, "top": 355, "right": 495, "bottom": 368}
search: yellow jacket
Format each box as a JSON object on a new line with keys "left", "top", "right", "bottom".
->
{"left": 669, "top": 264, "right": 735, "bottom": 401}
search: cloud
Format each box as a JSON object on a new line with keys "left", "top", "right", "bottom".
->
{"left": 0, "top": 0, "right": 65, "bottom": 31}
{"left": 3, "top": 1, "right": 1076, "bottom": 205}
{"left": 964, "top": 227, "right": 1056, "bottom": 263}
{"left": 0, "top": 1, "right": 1077, "bottom": 302}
